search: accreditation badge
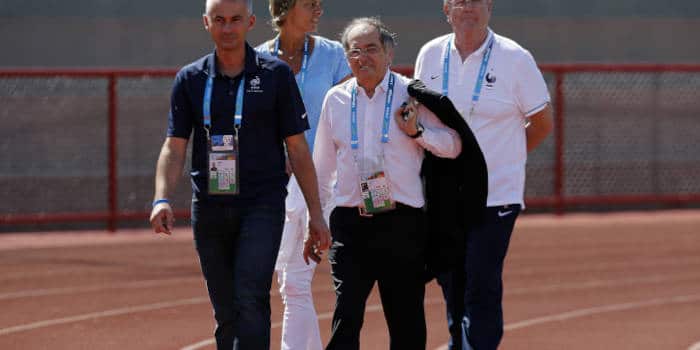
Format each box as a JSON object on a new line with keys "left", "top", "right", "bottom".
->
{"left": 358, "top": 169, "right": 395, "bottom": 216}
{"left": 208, "top": 134, "right": 239, "bottom": 195}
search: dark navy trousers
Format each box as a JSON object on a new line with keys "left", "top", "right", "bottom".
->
{"left": 191, "top": 201, "right": 285, "bottom": 350}
{"left": 326, "top": 205, "right": 427, "bottom": 350}
{"left": 438, "top": 205, "right": 521, "bottom": 350}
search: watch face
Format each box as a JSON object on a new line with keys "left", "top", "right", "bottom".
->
{"left": 410, "top": 123, "right": 424, "bottom": 138}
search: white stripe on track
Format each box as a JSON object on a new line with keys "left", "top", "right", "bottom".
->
{"left": 504, "top": 293, "right": 700, "bottom": 330}
{"left": 0, "top": 277, "right": 202, "bottom": 301}
{"left": 0, "top": 297, "right": 209, "bottom": 336}
{"left": 0, "top": 277, "right": 336, "bottom": 301}
{"left": 506, "top": 273, "right": 700, "bottom": 296}
{"left": 179, "top": 298, "right": 444, "bottom": 350}
{"left": 509, "top": 256, "right": 700, "bottom": 277}
{"left": 0, "top": 284, "right": 332, "bottom": 338}
{"left": 435, "top": 293, "right": 700, "bottom": 350}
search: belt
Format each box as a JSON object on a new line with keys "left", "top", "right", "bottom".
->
{"left": 339, "top": 202, "right": 419, "bottom": 218}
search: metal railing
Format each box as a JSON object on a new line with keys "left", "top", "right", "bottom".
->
{"left": 2, "top": 64, "right": 699, "bottom": 230}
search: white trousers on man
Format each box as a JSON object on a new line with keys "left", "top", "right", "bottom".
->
{"left": 277, "top": 175, "right": 323, "bottom": 350}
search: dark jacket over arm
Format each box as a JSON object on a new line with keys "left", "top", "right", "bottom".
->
{"left": 408, "top": 79, "right": 488, "bottom": 281}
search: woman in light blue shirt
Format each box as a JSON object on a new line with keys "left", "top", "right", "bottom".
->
{"left": 256, "top": 1, "right": 351, "bottom": 349}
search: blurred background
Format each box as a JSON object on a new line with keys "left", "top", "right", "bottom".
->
{"left": 2, "top": 0, "right": 700, "bottom": 66}
{"left": 1, "top": 0, "right": 700, "bottom": 231}
{"left": 1, "top": 2, "right": 700, "bottom": 350}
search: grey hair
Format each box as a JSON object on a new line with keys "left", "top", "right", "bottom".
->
{"left": 444, "top": 0, "right": 494, "bottom": 7}
{"left": 205, "top": 0, "right": 254, "bottom": 15}
{"left": 340, "top": 17, "right": 397, "bottom": 51}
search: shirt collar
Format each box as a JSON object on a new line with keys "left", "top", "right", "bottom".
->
{"left": 204, "top": 42, "right": 260, "bottom": 78}
{"left": 451, "top": 27, "right": 494, "bottom": 58}
{"left": 352, "top": 69, "right": 393, "bottom": 97}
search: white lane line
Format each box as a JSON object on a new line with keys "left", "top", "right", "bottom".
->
{"left": 0, "top": 277, "right": 202, "bottom": 301}
{"left": 180, "top": 339, "right": 216, "bottom": 350}
{"left": 509, "top": 256, "right": 700, "bottom": 277}
{"left": 0, "top": 277, "right": 337, "bottom": 301}
{"left": 688, "top": 341, "right": 700, "bottom": 350}
{"left": 506, "top": 273, "right": 700, "bottom": 296}
{"left": 180, "top": 298, "right": 444, "bottom": 350}
{"left": 0, "top": 284, "right": 334, "bottom": 337}
{"left": 434, "top": 293, "right": 700, "bottom": 350}
{"left": 504, "top": 293, "right": 700, "bottom": 330}
{"left": 0, "top": 297, "right": 209, "bottom": 336}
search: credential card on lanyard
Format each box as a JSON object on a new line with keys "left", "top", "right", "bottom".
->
{"left": 359, "top": 168, "right": 395, "bottom": 216}
{"left": 203, "top": 70, "right": 244, "bottom": 195}
{"left": 208, "top": 145, "right": 238, "bottom": 195}
{"left": 351, "top": 74, "right": 396, "bottom": 216}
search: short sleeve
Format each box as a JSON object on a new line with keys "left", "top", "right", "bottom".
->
{"left": 277, "top": 65, "right": 310, "bottom": 138}
{"left": 332, "top": 43, "right": 352, "bottom": 84}
{"left": 167, "top": 69, "right": 194, "bottom": 139}
{"left": 514, "top": 50, "right": 551, "bottom": 117}
{"left": 414, "top": 46, "right": 426, "bottom": 80}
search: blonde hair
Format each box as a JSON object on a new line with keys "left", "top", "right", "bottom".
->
{"left": 269, "top": 0, "right": 296, "bottom": 31}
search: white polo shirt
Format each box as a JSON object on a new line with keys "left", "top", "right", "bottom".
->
{"left": 313, "top": 71, "right": 462, "bottom": 210}
{"left": 415, "top": 29, "right": 550, "bottom": 207}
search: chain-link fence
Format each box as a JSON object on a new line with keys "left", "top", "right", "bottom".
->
{"left": 1, "top": 65, "right": 699, "bottom": 231}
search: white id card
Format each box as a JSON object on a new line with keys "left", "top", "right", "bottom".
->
{"left": 208, "top": 135, "right": 239, "bottom": 195}
{"left": 359, "top": 170, "right": 395, "bottom": 216}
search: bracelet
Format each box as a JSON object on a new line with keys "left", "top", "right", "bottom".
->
{"left": 152, "top": 199, "right": 170, "bottom": 207}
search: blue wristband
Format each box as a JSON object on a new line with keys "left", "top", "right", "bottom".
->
{"left": 152, "top": 199, "right": 170, "bottom": 207}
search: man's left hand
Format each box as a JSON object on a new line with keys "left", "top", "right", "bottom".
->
{"left": 396, "top": 97, "right": 420, "bottom": 136}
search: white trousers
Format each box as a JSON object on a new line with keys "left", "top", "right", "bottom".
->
{"left": 276, "top": 176, "right": 323, "bottom": 350}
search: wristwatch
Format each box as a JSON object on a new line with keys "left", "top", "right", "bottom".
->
{"left": 409, "top": 123, "right": 424, "bottom": 139}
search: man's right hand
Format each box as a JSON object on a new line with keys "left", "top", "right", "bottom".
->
{"left": 303, "top": 216, "right": 331, "bottom": 264}
{"left": 150, "top": 202, "right": 174, "bottom": 235}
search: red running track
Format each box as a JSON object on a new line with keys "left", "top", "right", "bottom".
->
{"left": 0, "top": 210, "right": 699, "bottom": 349}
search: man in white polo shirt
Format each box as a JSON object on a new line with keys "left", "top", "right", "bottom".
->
{"left": 307, "top": 17, "right": 462, "bottom": 349}
{"left": 414, "top": 0, "right": 553, "bottom": 349}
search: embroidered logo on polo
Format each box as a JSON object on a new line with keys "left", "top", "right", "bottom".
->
{"left": 248, "top": 75, "right": 263, "bottom": 93}
{"left": 497, "top": 210, "right": 513, "bottom": 217}
{"left": 485, "top": 72, "right": 497, "bottom": 88}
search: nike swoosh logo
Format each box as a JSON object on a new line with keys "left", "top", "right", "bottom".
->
{"left": 301, "top": 113, "right": 307, "bottom": 119}
{"left": 498, "top": 210, "right": 513, "bottom": 217}
{"left": 430, "top": 74, "right": 440, "bottom": 80}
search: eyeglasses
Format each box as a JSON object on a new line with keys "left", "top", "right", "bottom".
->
{"left": 346, "top": 45, "right": 382, "bottom": 59}
{"left": 451, "top": 0, "right": 486, "bottom": 8}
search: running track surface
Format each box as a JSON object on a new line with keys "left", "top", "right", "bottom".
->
{"left": 1, "top": 210, "right": 699, "bottom": 350}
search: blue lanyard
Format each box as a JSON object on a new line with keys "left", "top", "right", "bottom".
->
{"left": 203, "top": 69, "right": 245, "bottom": 139}
{"left": 350, "top": 73, "right": 395, "bottom": 151}
{"left": 272, "top": 35, "right": 309, "bottom": 93}
{"left": 442, "top": 33, "right": 494, "bottom": 106}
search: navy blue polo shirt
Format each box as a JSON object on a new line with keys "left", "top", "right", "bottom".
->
{"left": 167, "top": 43, "right": 309, "bottom": 206}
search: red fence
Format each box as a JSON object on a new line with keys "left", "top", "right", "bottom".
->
{"left": 2, "top": 64, "right": 700, "bottom": 230}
